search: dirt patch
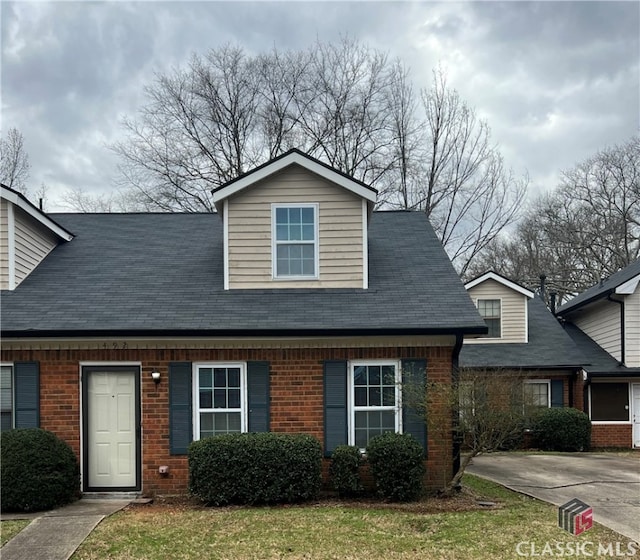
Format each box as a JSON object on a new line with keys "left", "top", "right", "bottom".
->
{"left": 125, "top": 487, "right": 500, "bottom": 515}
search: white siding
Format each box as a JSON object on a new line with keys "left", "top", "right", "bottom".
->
{"left": 13, "top": 206, "right": 58, "bottom": 287}
{"left": 572, "top": 300, "right": 622, "bottom": 362}
{"left": 226, "top": 164, "right": 364, "bottom": 289}
{"left": 465, "top": 279, "right": 528, "bottom": 343}
{"left": 0, "top": 200, "right": 8, "bottom": 289}
{"left": 625, "top": 288, "right": 640, "bottom": 367}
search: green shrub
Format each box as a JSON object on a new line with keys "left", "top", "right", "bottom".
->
{"left": 330, "top": 445, "right": 364, "bottom": 497}
{"left": 188, "top": 432, "right": 322, "bottom": 505}
{"left": 1, "top": 428, "right": 79, "bottom": 512}
{"left": 532, "top": 408, "right": 591, "bottom": 451}
{"left": 366, "top": 432, "right": 425, "bottom": 502}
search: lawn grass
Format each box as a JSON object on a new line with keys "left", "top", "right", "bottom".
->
{"left": 1, "top": 520, "right": 30, "bottom": 546}
{"left": 71, "top": 475, "right": 636, "bottom": 559}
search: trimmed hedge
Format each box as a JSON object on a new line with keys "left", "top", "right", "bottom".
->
{"left": 188, "top": 432, "right": 322, "bottom": 505}
{"left": 1, "top": 428, "right": 80, "bottom": 512}
{"left": 366, "top": 432, "right": 425, "bottom": 502}
{"left": 330, "top": 445, "right": 364, "bottom": 497}
{"left": 533, "top": 408, "right": 591, "bottom": 451}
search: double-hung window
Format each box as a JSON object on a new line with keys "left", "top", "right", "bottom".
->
{"left": 477, "top": 299, "right": 501, "bottom": 338}
{"left": 351, "top": 361, "right": 401, "bottom": 449}
{"left": 524, "top": 380, "right": 551, "bottom": 409}
{"left": 272, "top": 204, "right": 318, "bottom": 278}
{"left": 1, "top": 365, "right": 13, "bottom": 431}
{"left": 195, "top": 364, "right": 245, "bottom": 439}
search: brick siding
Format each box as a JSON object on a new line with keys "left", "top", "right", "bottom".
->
{"left": 2, "top": 345, "right": 454, "bottom": 496}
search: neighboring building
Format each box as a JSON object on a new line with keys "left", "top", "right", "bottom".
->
{"left": 460, "top": 271, "right": 585, "bottom": 412}
{"left": 0, "top": 151, "right": 487, "bottom": 496}
{"left": 557, "top": 260, "right": 640, "bottom": 449}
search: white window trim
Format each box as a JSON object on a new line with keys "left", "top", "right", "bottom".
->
{"left": 476, "top": 297, "right": 503, "bottom": 339}
{"left": 271, "top": 203, "right": 319, "bottom": 280}
{"left": 361, "top": 199, "right": 368, "bottom": 290}
{"left": 192, "top": 362, "right": 247, "bottom": 441}
{"left": 348, "top": 359, "right": 402, "bottom": 449}
{"left": 588, "top": 383, "right": 631, "bottom": 424}
{"left": 1, "top": 363, "right": 14, "bottom": 429}
{"left": 524, "top": 379, "right": 551, "bottom": 408}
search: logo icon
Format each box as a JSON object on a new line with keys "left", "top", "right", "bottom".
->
{"left": 558, "top": 498, "right": 593, "bottom": 535}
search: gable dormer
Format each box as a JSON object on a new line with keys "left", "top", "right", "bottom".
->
{"left": 212, "top": 150, "right": 377, "bottom": 290}
{"left": 0, "top": 185, "right": 73, "bottom": 290}
{"left": 464, "top": 271, "right": 534, "bottom": 343}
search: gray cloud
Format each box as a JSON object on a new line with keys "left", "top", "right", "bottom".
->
{"left": 1, "top": 1, "right": 638, "bottom": 208}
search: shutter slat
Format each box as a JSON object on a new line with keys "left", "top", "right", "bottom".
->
{"left": 402, "top": 359, "right": 427, "bottom": 456}
{"left": 169, "top": 362, "right": 192, "bottom": 455}
{"left": 14, "top": 361, "right": 39, "bottom": 429}
{"left": 323, "top": 360, "right": 348, "bottom": 457}
{"left": 247, "top": 361, "right": 270, "bottom": 432}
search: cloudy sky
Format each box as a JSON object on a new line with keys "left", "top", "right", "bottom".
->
{"left": 1, "top": 1, "right": 638, "bottom": 211}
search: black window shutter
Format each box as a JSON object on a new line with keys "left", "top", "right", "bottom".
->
{"left": 323, "top": 360, "right": 348, "bottom": 457}
{"left": 402, "top": 359, "right": 427, "bottom": 456}
{"left": 551, "top": 379, "right": 564, "bottom": 408}
{"left": 169, "top": 362, "right": 192, "bottom": 455}
{"left": 14, "top": 361, "right": 40, "bottom": 429}
{"left": 247, "top": 361, "right": 270, "bottom": 433}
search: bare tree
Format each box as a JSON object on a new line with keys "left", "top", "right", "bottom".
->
{"left": 59, "top": 186, "right": 154, "bottom": 212}
{"left": 469, "top": 136, "right": 639, "bottom": 301}
{"left": 0, "top": 128, "right": 31, "bottom": 194}
{"left": 404, "top": 367, "right": 541, "bottom": 494}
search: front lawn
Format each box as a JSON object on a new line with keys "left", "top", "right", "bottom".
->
{"left": 1, "top": 520, "right": 30, "bottom": 546}
{"left": 71, "top": 475, "right": 635, "bottom": 559}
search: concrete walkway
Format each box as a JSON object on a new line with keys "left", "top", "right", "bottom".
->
{"left": 467, "top": 452, "right": 640, "bottom": 543}
{"left": 1, "top": 499, "right": 130, "bottom": 560}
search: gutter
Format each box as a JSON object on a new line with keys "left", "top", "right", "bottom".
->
{"left": 606, "top": 294, "right": 625, "bottom": 366}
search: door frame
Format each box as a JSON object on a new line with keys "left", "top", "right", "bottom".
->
{"left": 81, "top": 364, "right": 142, "bottom": 492}
{"left": 633, "top": 383, "right": 640, "bottom": 449}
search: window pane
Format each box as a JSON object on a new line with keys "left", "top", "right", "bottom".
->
{"left": 301, "top": 207, "right": 314, "bottom": 223}
{"left": 382, "top": 387, "right": 395, "bottom": 406}
{"left": 213, "top": 389, "right": 226, "bottom": 408}
{"left": 275, "top": 207, "right": 288, "bottom": 224}
{"left": 276, "top": 224, "right": 288, "bottom": 241}
{"left": 289, "top": 207, "right": 301, "bottom": 224}
{"left": 228, "top": 368, "right": 240, "bottom": 388}
{"left": 368, "top": 366, "right": 380, "bottom": 385}
{"left": 354, "top": 367, "right": 367, "bottom": 385}
{"left": 228, "top": 389, "right": 241, "bottom": 409}
{"left": 213, "top": 369, "right": 227, "bottom": 387}
{"left": 199, "top": 369, "right": 212, "bottom": 388}
{"left": 302, "top": 225, "right": 314, "bottom": 241}
{"left": 486, "top": 318, "right": 501, "bottom": 338}
{"left": 290, "top": 224, "right": 302, "bottom": 241}
{"left": 199, "top": 389, "right": 212, "bottom": 409}
{"left": 302, "top": 259, "right": 314, "bottom": 276}
{"left": 382, "top": 366, "right": 395, "bottom": 385}
{"left": 368, "top": 387, "right": 381, "bottom": 406}
{"left": 1, "top": 366, "right": 12, "bottom": 412}
{"left": 200, "top": 412, "right": 214, "bottom": 439}
{"left": 591, "top": 383, "right": 629, "bottom": 421}
{"left": 380, "top": 411, "right": 395, "bottom": 430}
{"left": 525, "top": 383, "right": 548, "bottom": 407}
{"left": 354, "top": 387, "right": 367, "bottom": 406}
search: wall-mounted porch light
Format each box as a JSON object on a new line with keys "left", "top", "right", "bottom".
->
{"left": 151, "top": 370, "right": 161, "bottom": 385}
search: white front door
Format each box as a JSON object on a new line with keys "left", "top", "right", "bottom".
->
{"left": 84, "top": 367, "right": 140, "bottom": 490}
{"left": 633, "top": 383, "right": 640, "bottom": 449}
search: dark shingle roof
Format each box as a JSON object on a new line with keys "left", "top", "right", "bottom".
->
{"left": 459, "top": 296, "right": 585, "bottom": 370}
{"left": 562, "top": 323, "right": 640, "bottom": 377}
{"left": 557, "top": 258, "right": 640, "bottom": 315}
{"left": 1, "top": 211, "right": 486, "bottom": 337}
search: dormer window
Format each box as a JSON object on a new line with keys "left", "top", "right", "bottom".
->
{"left": 477, "top": 299, "right": 501, "bottom": 338}
{"left": 272, "top": 203, "right": 318, "bottom": 279}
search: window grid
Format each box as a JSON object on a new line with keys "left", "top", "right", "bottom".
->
{"left": 524, "top": 381, "right": 550, "bottom": 408}
{"left": 351, "top": 362, "right": 400, "bottom": 449}
{"left": 272, "top": 204, "right": 318, "bottom": 278}
{"left": 196, "top": 365, "right": 244, "bottom": 439}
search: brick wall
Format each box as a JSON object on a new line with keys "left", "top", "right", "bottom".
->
{"left": 2, "top": 345, "right": 454, "bottom": 496}
{"left": 591, "top": 424, "right": 632, "bottom": 448}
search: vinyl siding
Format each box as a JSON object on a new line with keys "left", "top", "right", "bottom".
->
{"left": 625, "top": 287, "right": 640, "bottom": 367}
{"left": 0, "top": 200, "right": 8, "bottom": 289}
{"left": 13, "top": 206, "right": 58, "bottom": 287}
{"left": 226, "top": 164, "right": 364, "bottom": 289}
{"left": 465, "top": 279, "right": 528, "bottom": 343}
{"left": 572, "top": 300, "right": 622, "bottom": 362}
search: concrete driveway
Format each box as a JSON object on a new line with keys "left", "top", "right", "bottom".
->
{"left": 467, "top": 452, "right": 640, "bottom": 543}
